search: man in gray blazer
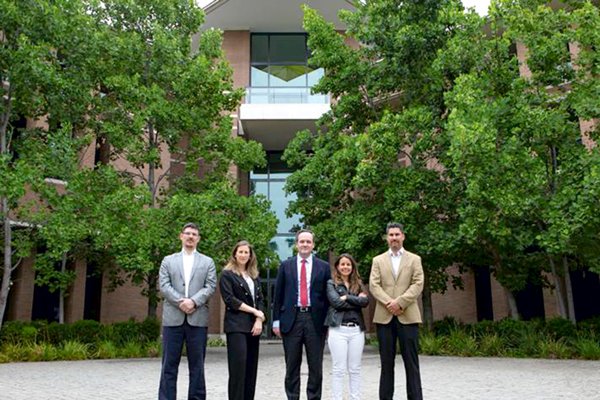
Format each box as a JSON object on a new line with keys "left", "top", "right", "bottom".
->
{"left": 158, "top": 222, "right": 217, "bottom": 400}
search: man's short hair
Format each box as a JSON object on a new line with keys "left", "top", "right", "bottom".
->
{"left": 386, "top": 222, "right": 404, "bottom": 234}
{"left": 181, "top": 222, "right": 200, "bottom": 233}
{"left": 295, "top": 228, "right": 315, "bottom": 242}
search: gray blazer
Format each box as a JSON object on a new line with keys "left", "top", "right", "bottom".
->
{"left": 159, "top": 251, "right": 217, "bottom": 327}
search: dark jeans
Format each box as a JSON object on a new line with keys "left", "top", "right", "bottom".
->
{"left": 282, "top": 311, "right": 326, "bottom": 400}
{"left": 159, "top": 321, "right": 208, "bottom": 400}
{"left": 226, "top": 332, "right": 260, "bottom": 400}
{"left": 376, "top": 319, "right": 422, "bottom": 400}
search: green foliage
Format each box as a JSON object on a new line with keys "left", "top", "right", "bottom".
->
{"left": 0, "top": 0, "right": 277, "bottom": 321}
{"left": 572, "top": 338, "right": 600, "bottom": 360}
{"left": 95, "top": 341, "right": 119, "bottom": 359}
{"left": 206, "top": 337, "right": 226, "bottom": 347}
{"left": 119, "top": 341, "right": 144, "bottom": 358}
{"left": 60, "top": 340, "right": 89, "bottom": 360}
{"left": 419, "top": 332, "right": 445, "bottom": 355}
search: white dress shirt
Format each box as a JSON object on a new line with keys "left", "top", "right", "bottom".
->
{"left": 182, "top": 249, "right": 195, "bottom": 297}
{"left": 389, "top": 248, "right": 404, "bottom": 279}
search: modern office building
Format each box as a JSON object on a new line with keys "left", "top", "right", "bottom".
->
{"left": 3, "top": 0, "right": 598, "bottom": 331}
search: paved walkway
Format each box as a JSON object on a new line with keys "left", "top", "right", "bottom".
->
{"left": 1, "top": 343, "right": 599, "bottom": 399}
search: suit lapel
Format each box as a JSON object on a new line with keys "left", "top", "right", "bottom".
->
{"left": 290, "top": 256, "right": 298, "bottom": 289}
{"left": 236, "top": 273, "right": 254, "bottom": 306}
{"left": 189, "top": 252, "right": 201, "bottom": 281}
{"left": 380, "top": 253, "right": 393, "bottom": 283}
{"left": 309, "top": 255, "right": 318, "bottom": 287}
{"left": 397, "top": 252, "right": 409, "bottom": 282}
{"left": 174, "top": 253, "right": 184, "bottom": 281}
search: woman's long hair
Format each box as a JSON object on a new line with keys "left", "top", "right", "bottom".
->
{"left": 224, "top": 240, "right": 259, "bottom": 279}
{"left": 332, "top": 253, "right": 363, "bottom": 294}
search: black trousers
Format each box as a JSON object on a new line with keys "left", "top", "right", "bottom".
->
{"left": 226, "top": 332, "right": 260, "bottom": 400}
{"left": 376, "top": 319, "right": 423, "bottom": 400}
{"left": 159, "top": 321, "right": 207, "bottom": 400}
{"left": 282, "top": 311, "right": 326, "bottom": 400}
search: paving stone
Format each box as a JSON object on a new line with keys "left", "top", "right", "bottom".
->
{"left": 0, "top": 343, "right": 598, "bottom": 399}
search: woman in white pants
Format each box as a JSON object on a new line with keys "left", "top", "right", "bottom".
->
{"left": 325, "top": 254, "right": 369, "bottom": 400}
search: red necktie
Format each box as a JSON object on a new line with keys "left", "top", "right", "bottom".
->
{"left": 300, "top": 258, "right": 308, "bottom": 307}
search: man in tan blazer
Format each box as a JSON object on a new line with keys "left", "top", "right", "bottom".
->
{"left": 369, "top": 222, "right": 424, "bottom": 400}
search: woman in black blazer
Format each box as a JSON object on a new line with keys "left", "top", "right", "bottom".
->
{"left": 219, "top": 240, "right": 265, "bottom": 400}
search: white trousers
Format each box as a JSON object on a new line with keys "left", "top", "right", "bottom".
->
{"left": 327, "top": 325, "right": 365, "bottom": 400}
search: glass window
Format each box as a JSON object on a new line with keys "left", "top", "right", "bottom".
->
{"left": 307, "top": 67, "right": 324, "bottom": 87}
{"left": 251, "top": 66, "right": 269, "bottom": 87}
{"left": 251, "top": 35, "right": 269, "bottom": 63}
{"left": 250, "top": 153, "right": 302, "bottom": 261}
{"left": 270, "top": 235, "right": 296, "bottom": 261}
{"left": 249, "top": 34, "right": 327, "bottom": 104}
{"left": 270, "top": 35, "right": 306, "bottom": 63}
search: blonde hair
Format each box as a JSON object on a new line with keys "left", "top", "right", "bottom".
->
{"left": 224, "top": 240, "right": 259, "bottom": 279}
{"left": 333, "top": 253, "right": 364, "bottom": 294}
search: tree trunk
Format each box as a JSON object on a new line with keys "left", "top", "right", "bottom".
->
{"left": 505, "top": 287, "right": 520, "bottom": 320}
{"left": 0, "top": 197, "right": 12, "bottom": 329}
{"left": 58, "top": 252, "right": 67, "bottom": 324}
{"left": 421, "top": 279, "right": 433, "bottom": 332}
{"left": 147, "top": 273, "right": 158, "bottom": 319}
{"left": 562, "top": 256, "right": 576, "bottom": 323}
{"left": 548, "top": 256, "right": 568, "bottom": 319}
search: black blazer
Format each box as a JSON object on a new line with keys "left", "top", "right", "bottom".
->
{"left": 324, "top": 279, "right": 369, "bottom": 331}
{"left": 219, "top": 269, "right": 264, "bottom": 334}
{"left": 273, "top": 255, "right": 331, "bottom": 334}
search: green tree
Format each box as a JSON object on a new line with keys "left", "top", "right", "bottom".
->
{"left": 0, "top": 0, "right": 98, "bottom": 327}
{"left": 445, "top": 0, "right": 600, "bottom": 320}
{"left": 285, "top": 1, "right": 485, "bottom": 327}
{"left": 32, "top": 0, "right": 276, "bottom": 318}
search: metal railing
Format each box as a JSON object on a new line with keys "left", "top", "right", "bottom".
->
{"left": 245, "top": 87, "right": 329, "bottom": 104}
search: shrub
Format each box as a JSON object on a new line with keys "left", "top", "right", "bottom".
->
{"left": 578, "top": 317, "right": 600, "bottom": 341}
{"left": 478, "top": 334, "right": 505, "bottom": 357}
{"left": 95, "top": 340, "right": 119, "bottom": 359}
{"left": 0, "top": 321, "right": 27, "bottom": 345}
{"left": 119, "top": 341, "right": 144, "bottom": 358}
{"left": 494, "top": 318, "right": 532, "bottom": 348}
{"left": 432, "top": 316, "right": 462, "bottom": 336}
{"left": 207, "top": 337, "right": 226, "bottom": 347}
{"left": 145, "top": 340, "right": 161, "bottom": 358}
{"left": 572, "top": 338, "right": 600, "bottom": 360}
{"left": 46, "top": 322, "right": 72, "bottom": 345}
{"left": 419, "top": 332, "right": 444, "bottom": 355}
{"left": 545, "top": 318, "right": 576, "bottom": 340}
{"left": 512, "top": 330, "right": 540, "bottom": 358}
{"left": 26, "top": 343, "right": 59, "bottom": 361}
{"left": 537, "top": 337, "right": 572, "bottom": 359}
{"left": 1, "top": 343, "right": 27, "bottom": 361}
{"left": 60, "top": 341, "right": 89, "bottom": 360}
{"left": 112, "top": 320, "right": 140, "bottom": 345}
{"left": 70, "top": 320, "right": 103, "bottom": 344}
{"left": 445, "top": 330, "right": 478, "bottom": 357}
{"left": 139, "top": 317, "right": 161, "bottom": 342}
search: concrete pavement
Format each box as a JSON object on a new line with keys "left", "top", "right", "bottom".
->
{"left": 0, "top": 343, "right": 599, "bottom": 399}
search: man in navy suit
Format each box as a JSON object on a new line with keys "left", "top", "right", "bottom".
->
{"left": 272, "top": 229, "right": 331, "bottom": 400}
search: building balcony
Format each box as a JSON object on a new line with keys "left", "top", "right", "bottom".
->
{"left": 245, "top": 87, "right": 329, "bottom": 104}
{"left": 239, "top": 87, "right": 331, "bottom": 151}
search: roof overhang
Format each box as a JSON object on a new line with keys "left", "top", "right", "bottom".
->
{"left": 201, "top": 0, "right": 355, "bottom": 32}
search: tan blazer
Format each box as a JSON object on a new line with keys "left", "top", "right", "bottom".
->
{"left": 369, "top": 250, "right": 424, "bottom": 325}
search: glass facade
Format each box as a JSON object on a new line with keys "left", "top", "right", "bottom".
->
{"left": 250, "top": 153, "right": 301, "bottom": 261}
{"left": 248, "top": 33, "right": 328, "bottom": 104}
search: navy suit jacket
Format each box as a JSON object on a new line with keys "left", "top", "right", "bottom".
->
{"left": 273, "top": 255, "right": 331, "bottom": 334}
